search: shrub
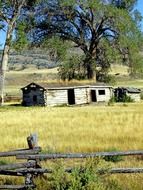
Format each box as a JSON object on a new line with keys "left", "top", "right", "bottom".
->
{"left": 36, "top": 158, "right": 122, "bottom": 190}
{"left": 103, "top": 148, "right": 123, "bottom": 163}
{"left": 122, "top": 94, "right": 134, "bottom": 102}
{"left": 108, "top": 96, "right": 116, "bottom": 106}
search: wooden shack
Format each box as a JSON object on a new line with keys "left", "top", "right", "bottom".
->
{"left": 21, "top": 83, "right": 113, "bottom": 106}
{"left": 114, "top": 87, "right": 141, "bottom": 102}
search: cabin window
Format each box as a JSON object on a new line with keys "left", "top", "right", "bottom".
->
{"left": 33, "top": 95, "right": 37, "bottom": 103}
{"left": 98, "top": 90, "right": 105, "bottom": 95}
{"left": 91, "top": 90, "right": 97, "bottom": 102}
{"left": 68, "top": 89, "right": 75, "bottom": 105}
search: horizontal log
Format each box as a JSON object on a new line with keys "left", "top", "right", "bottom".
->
{"left": 0, "top": 185, "right": 35, "bottom": 189}
{"left": 0, "top": 147, "right": 41, "bottom": 157}
{"left": 16, "top": 150, "right": 143, "bottom": 160}
{"left": 0, "top": 170, "right": 23, "bottom": 176}
{"left": 1, "top": 167, "right": 143, "bottom": 176}
{"left": 0, "top": 161, "right": 36, "bottom": 170}
{"left": 109, "top": 168, "right": 143, "bottom": 174}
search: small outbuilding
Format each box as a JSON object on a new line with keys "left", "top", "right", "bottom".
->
{"left": 21, "top": 82, "right": 113, "bottom": 106}
{"left": 114, "top": 87, "right": 141, "bottom": 102}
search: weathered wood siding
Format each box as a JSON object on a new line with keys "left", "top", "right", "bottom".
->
{"left": 22, "top": 83, "right": 113, "bottom": 106}
{"left": 126, "top": 93, "right": 141, "bottom": 102}
{"left": 88, "top": 87, "right": 112, "bottom": 102}
{"left": 74, "top": 88, "right": 88, "bottom": 104}
{"left": 23, "top": 89, "right": 46, "bottom": 106}
{"left": 46, "top": 90, "right": 68, "bottom": 106}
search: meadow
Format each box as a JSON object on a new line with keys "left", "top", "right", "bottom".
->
{"left": 0, "top": 103, "right": 143, "bottom": 152}
{"left": 1, "top": 65, "right": 143, "bottom": 189}
{"left": 0, "top": 103, "right": 143, "bottom": 189}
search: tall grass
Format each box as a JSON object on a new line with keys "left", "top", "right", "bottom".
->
{"left": 0, "top": 103, "right": 143, "bottom": 189}
{"left": 0, "top": 103, "right": 143, "bottom": 152}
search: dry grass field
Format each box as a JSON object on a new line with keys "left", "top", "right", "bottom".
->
{"left": 0, "top": 103, "right": 143, "bottom": 189}
{"left": 1, "top": 65, "right": 143, "bottom": 189}
{"left": 0, "top": 103, "right": 143, "bottom": 152}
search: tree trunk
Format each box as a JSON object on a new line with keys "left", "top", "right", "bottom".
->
{"left": 0, "top": 26, "right": 12, "bottom": 105}
{"left": 83, "top": 54, "right": 96, "bottom": 81}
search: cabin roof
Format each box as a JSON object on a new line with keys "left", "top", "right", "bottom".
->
{"left": 21, "top": 82, "right": 112, "bottom": 91}
{"left": 115, "top": 87, "right": 141, "bottom": 93}
{"left": 125, "top": 87, "right": 141, "bottom": 93}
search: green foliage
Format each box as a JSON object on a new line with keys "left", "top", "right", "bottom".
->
{"left": 37, "top": 158, "right": 122, "bottom": 190}
{"left": 42, "top": 37, "right": 71, "bottom": 62}
{"left": 121, "top": 94, "right": 134, "bottom": 103}
{"left": 108, "top": 96, "right": 116, "bottom": 106}
{"left": 97, "top": 73, "right": 116, "bottom": 85}
{"left": 58, "top": 55, "right": 86, "bottom": 81}
{"left": 103, "top": 148, "right": 123, "bottom": 163}
{"left": 27, "top": 0, "right": 143, "bottom": 81}
{"left": 13, "top": 22, "right": 29, "bottom": 51}
{"left": 0, "top": 159, "right": 10, "bottom": 165}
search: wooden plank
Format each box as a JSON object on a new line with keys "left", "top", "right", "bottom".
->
{"left": 16, "top": 150, "right": 143, "bottom": 160}
{"left": 0, "top": 161, "right": 36, "bottom": 170}
{"left": 0, "top": 185, "right": 35, "bottom": 189}
{"left": 0, "top": 147, "right": 41, "bottom": 157}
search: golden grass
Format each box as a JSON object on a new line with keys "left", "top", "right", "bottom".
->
{"left": 0, "top": 103, "right": 143, "bottom": 152}
{"left": 0, "top": 103, "right": 143, "bottom": 189}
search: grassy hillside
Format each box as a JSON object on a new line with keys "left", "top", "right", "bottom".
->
{"left": 4, "top": 64, "right": 143, "bottom": 98}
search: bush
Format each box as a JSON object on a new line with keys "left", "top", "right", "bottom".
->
{"left": 122, "top": 95, "right": 134, "bottom": 103}
{"left": 103, "top": 148, "right": 123, "bottom": 163}
{"left": 36, "top": 158, "right": 122, "bottom": 190}
{"left": 108, "top": 96, "right": 116, "bottom": 106}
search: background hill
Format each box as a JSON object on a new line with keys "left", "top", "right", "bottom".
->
{"left": 0, "top": 49, "right": 58, "bottom": 71}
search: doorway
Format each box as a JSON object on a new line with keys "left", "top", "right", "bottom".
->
{"left": 68, "top": 89, "right": 75, "bottom": 105}
{"left": 91, "top": 90, "right": 97, "bottom": 102}
{"left": 33, "top": 95, "right": 38, "bottom": 104}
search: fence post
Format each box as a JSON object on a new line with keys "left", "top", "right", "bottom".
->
{"left": 27, "top": 134, "right": 38, "bottom": 149}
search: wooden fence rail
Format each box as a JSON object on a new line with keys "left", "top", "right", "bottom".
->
{"left": 0, "top": 147, "right": 41, "bottom": 157}
{"left": 16, "top": 150, "right": 143, "bottom": 160}
{"left": 0, "top": 134, "right": 143, "bottom": 189}
{"left": 1, "top": 167, "right": 143, "bottom": 176}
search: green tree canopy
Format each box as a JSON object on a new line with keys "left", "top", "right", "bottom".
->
{"left": 30, "top": 0, "right": 142, "bottom": 81}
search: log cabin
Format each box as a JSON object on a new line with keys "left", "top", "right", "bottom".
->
{"left": 21, "top": 83, "right": 113, "bottom": 106}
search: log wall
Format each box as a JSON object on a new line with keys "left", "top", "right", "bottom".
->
{"left": 46, "top": 89, "right": 68, "bottom": 106}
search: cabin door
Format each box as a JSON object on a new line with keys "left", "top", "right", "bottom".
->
{"left": 33, "top": 95, "right": 38, "bottom": 105}
{"left": 91, "top": 90, "right": 97, "bottom": 102}
{"left": 68, "top": 89, "right": 75, "bottom": 105}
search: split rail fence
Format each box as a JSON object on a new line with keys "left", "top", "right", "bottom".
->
{"left": 0, "top": 134, "right": 143, "bottom": 189}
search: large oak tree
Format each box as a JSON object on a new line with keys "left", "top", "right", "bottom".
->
{"left": 31, "top": 0, "right": 142, "bottom": 80}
